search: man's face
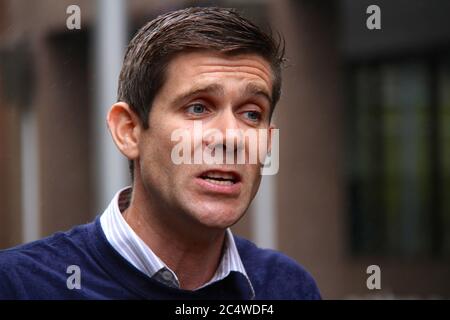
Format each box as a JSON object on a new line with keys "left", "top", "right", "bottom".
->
{"left": 137, "top": 51, "right": 274, "bottom": 229}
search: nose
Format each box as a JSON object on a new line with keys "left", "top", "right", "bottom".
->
{"left": 204, "top": 108, "right": 244, "bottom": 158}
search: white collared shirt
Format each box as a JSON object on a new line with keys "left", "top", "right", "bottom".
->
{"left": 100, "top": 187, "right": 254, "bottom": 296}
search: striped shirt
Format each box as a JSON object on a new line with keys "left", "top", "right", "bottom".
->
{"left": 100, "top": 187, "right": 255, "bottom": 296}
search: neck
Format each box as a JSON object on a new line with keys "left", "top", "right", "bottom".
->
{"left": 123, "top": 180, "right": 226, "bottom": 290}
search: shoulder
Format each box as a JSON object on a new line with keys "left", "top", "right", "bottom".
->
{"left": 0, "top": 222, "right": 93, "bottom": 299}
{"left": 234, "top": 236, "right": 321, "bottom": 300}
{"left": 0, "top": 221, "right": 92, "bottom": 263}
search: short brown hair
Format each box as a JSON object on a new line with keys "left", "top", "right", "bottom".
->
{"left": 117, "top": 7, "right": 285, "bottom": 179}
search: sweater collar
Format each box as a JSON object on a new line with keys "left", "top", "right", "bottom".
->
{"left": 87, "top": 190, "right": 255, "bottom": 299}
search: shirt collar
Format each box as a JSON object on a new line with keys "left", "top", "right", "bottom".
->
{"left": 100, "top": 187, "right": 255, "bottom": 298}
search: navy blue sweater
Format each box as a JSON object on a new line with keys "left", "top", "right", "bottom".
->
{"left": 0, "top": 217, "right": 321, "bottom": 299}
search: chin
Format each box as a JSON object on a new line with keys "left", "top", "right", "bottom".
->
{"left": 188, "top": 203, "right": 246, "bottom": 229}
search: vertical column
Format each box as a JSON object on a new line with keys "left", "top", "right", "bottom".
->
{"left": 21, "top": 107, "right": 40, "bottom": 242}
{"left": 269, "top": 0, "right": 344, "bottom": 297}
{"left": 251, "top": 174, "right": 278, "bottom": 249}
{"left": 93, "top": 0, "right": 129, "bottom": 213}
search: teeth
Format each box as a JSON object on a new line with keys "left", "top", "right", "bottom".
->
{"left": 203, "top": 178, "right": 234, "bottom": 186}
{"left": 204, "top": 172, "right": 235, "bottom": 180}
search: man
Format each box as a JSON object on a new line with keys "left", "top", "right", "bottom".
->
{"left": 0, "top": 7, "right": 320, "bottom": 299}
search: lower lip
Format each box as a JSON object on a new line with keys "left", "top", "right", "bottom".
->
{"left": 195, "top": 177, "right": 242, "bottom": 195}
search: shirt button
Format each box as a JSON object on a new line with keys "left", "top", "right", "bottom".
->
{"left": 162, "top": 270, "right": 173, "bottom": 281}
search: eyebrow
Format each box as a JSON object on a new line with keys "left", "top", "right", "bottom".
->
{"left": 243, "top": 83, "right": 272, "bottom": 106}
{"left": 172, "top": 83, "right": 272, "bottom": 107}
{"left": 172, "top": 83, "right": 224, "bottom": 106}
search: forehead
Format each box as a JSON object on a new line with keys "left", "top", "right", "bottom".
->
{"left": 163, "top": 51, "right": 274, "bottom": 93}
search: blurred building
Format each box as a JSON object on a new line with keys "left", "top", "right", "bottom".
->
{"left": 0, "top": 0, "right": 449, "bottom": 299}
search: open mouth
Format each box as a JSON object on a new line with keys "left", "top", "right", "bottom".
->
{"left": 199, "top": 170, "right": 241, "bottom": 186}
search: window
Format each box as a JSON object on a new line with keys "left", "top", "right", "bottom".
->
{"left": 346, "top": 54, "right": 450, "bottom": 257}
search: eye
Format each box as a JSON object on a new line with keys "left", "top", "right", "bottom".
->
{"left": 186, "top": 103, "right": 207, "bottom": 115}
{"left": 243, "top": 110, "right": 262, "bottom": 122}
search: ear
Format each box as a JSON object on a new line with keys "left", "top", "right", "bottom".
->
{"left": 107, "top": 102, "right": 141, "bottom": 160}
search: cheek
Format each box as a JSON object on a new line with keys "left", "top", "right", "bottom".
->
{"left": 139, "top": 130, "right": 174, "bottom": 178}
{"left": 139, "top": 127, "right": 193, "bottom": 185}
{"left": 245, "top": 164, "right": 262, "bottom": 192}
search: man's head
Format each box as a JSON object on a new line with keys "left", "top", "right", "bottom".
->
{"left": 118, "top": 7, "right": 284, "bottom": 130}
{"left": 108, "top": 7, "right": 284, "bottom": 232}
